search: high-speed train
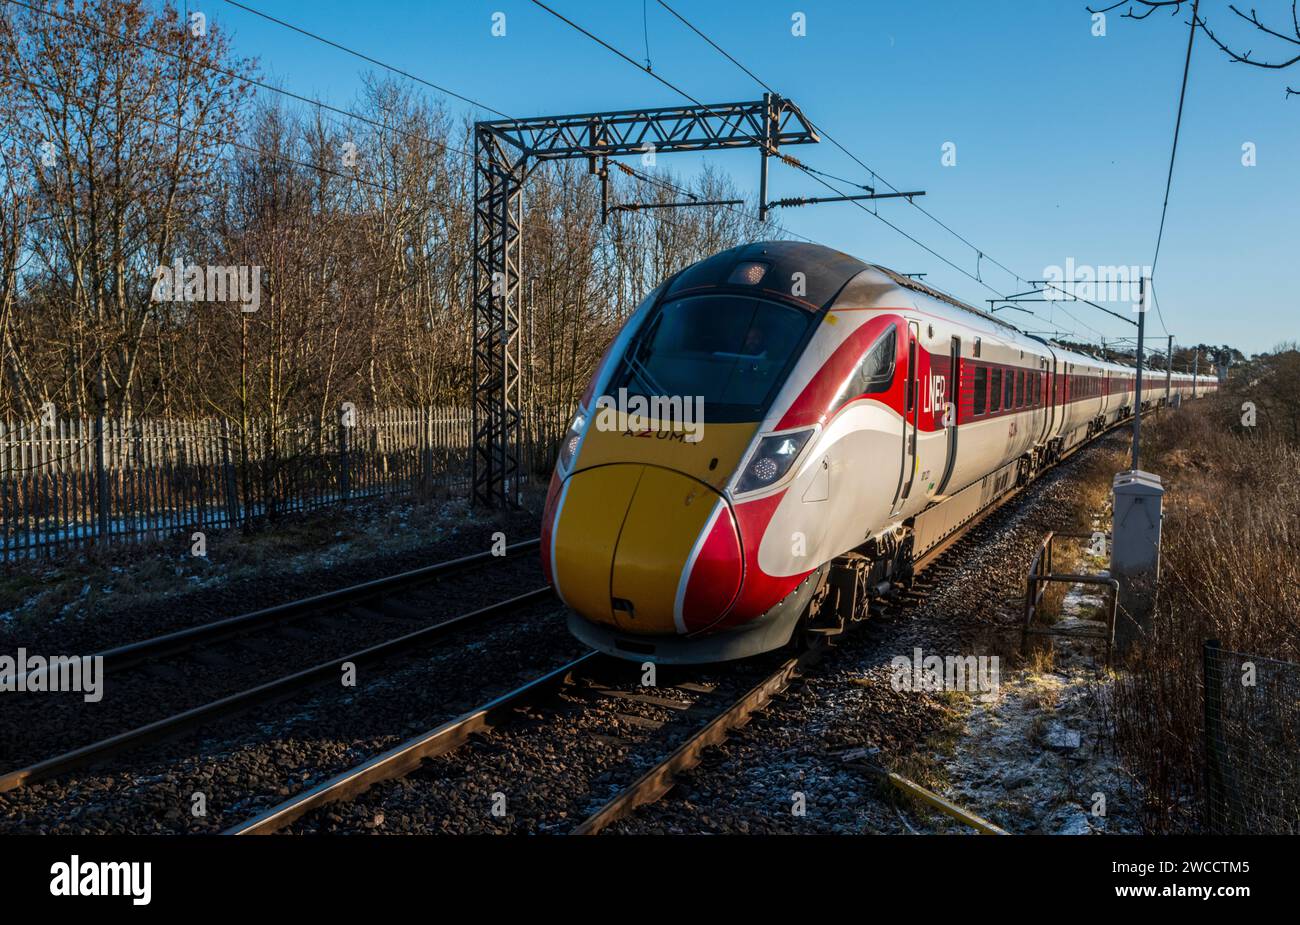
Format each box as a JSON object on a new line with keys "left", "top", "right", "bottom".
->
{"left": 540, "top": 242, "right": 1212, "bottom": 664}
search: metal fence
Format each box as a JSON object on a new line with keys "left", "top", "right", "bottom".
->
{"left": 1202, "top": 639, "right": 1300, "bottom": 834}
{"left": 0, "top": 405, "right": 567, "bottom": 559}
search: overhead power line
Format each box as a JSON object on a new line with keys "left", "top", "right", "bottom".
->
{"left": 535, "top": 0, "right": 1125, "bottom": 341}
{"left": 220, "top": 0, "right": 511, "bottom": 118}
{"left": 217, "top": 0, "right": 822, "bottom": 243}
{"left": 1148, "top": 0, "right": 1200, "bottom": 336}
{"left": 530, "top": 0, "right": 1036, "bottom": 319}
{"left": 646, "top": 0, "right": 1162, "bottom": 343}
{"left": 4, "top": 0, "right": 480, "bottom": 169}
{"left": 11, "top": 71, "right": 405, "bottom": 195}
{"left": 653, "top": 0, "right": 1030, "bottom": 290}
{"left": 216, "top": 0, "right": 1029, "bottom": 310}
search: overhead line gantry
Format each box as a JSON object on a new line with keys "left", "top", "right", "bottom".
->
{"left": 471, "top": 94, "right": 818, "bottom": 507}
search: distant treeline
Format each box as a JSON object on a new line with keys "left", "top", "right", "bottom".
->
{"left": 0, "top": 0, "right": 768, "bottom": 444}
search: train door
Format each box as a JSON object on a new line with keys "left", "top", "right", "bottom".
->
{"left": 1037, "top": 357, "right": 1052, "bottom": 443}
{"left": 891, "top": 321, "right": 921, "bottom": 516}
{"left": 935, "top": 335, "right": 960, "bottom": 495}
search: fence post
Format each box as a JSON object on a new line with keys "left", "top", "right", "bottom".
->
{"left": 220, "top": 418, "right": 239, "bottom": 528}
{"left": 1203, "top": 638, "right": 1223, "bottom": 834}
{"left": 94, "top": 404, "right": 109, "bottom": 542}
{"left": 338, "top": 404, "right": 351, "bottom": 502}
{"left": 421, "top": 406, "right": 433, "bottom": 496}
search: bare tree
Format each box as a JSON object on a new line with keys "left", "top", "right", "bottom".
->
{"left": 1090, "top": 1, "right": 1300, "bottom": 96}
{"left": 0, "top": 0, "right": 771, "bottom": 455}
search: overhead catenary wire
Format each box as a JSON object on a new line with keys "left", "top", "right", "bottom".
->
{"left": 11, "top": 71, "right": 406, "bottom": 196}
{"left": 211, "top": 0, "right": 819, "bottom": 244}
{"left": 14, "top": 0, "right": 808, "bottom": 248}
{"left": 12, "top": 0, "right": 1087, "bottom": 341}
{"left": 6, "top": 0, "right": 447, "bottom": 156}
{"left": 653, "top": 0, "right": 1029, "bottom": 289}
{"left": 214, "top": 0, "right": 1033, "bottom": 317}
{"left": 91, "top": 0, "right": 1104, "bottom": 343}
{"left": 647, "top": 0, "right": 1161, "bottom": 344}
{"left": 3, "top": 0, "right": 493, "bottom": 181}
{"left": 524, "top": 1, "right": 870, "bottom": 191}
{"left": 1148, "top": 0, "right": 1200, "bottom": 337}
{"left": 651, "top": 0, "right": 1198, "bottom": 345}
{"left": 220, "top": 0, "right": 511, "bottom": 119}
{"left": 528, "top": 0, "right": 1039, "bottom": 318}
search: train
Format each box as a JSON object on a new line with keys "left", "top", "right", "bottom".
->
{"left": 540, "top": 241, "right": 1214, "bottom": 664}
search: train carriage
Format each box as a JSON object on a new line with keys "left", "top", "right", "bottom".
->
{"left": 542, "top": 241, "right": 1213, "bottom": 664}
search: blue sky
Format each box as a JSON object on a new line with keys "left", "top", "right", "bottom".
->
{"left": 206, "top": 0, "right": 1299, "bottom": 355}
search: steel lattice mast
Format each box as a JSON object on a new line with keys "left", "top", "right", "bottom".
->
{"left": 471, "top": 94, "right": 818, "bottom": 507}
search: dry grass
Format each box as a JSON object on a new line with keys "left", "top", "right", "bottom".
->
{"left": 1098, "top": 387, "right": 1300, "bottom": 832}
{"left": 878, "top": 693, "right": 970, "bottom": 820}
{"left": 1023, "top": 681, "right": 1060, "bottom": 713}
{"left": 1024, "top": 644, "right": 1057, "bottom": 675}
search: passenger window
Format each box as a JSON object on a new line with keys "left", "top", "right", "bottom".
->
{"left": 1004, "top": 370, "right": 1014, "bottom": 409}
{"left": 974, "top": 366, "right": 987, "bottom": 415}
{"left": 1015, "top": 371, "right": 1024, "bottom": 407}
{"left": 991, "top": 368, "right": 1002, "bottom": 412}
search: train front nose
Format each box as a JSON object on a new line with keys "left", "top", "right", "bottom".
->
{"left": 550, "top": 463, "right": 742, "bottom": 638}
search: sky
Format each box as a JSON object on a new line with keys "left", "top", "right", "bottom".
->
{"left": 197, "top": 0, "right": 1299, "bottom": 356}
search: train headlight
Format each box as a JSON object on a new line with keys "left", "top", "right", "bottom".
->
{"left": 735, "top": 428, "right": 814, "bottom": 494}
{"left": 556, "top": 410, "right": 587, "bottom": 474}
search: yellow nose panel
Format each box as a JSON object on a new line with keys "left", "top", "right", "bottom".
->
{"left": 610, "top": 466, "right": 718, "bottom": 635}
{"left": 553, "top": 464, "right": 645, "bottom": 625}
{"left": 574, "top": 420, "right": 758, "bottom": 492}
{"left": 553, "top": 463, "right": 723, "bottom": 637}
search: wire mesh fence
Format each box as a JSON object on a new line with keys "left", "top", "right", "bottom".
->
{"left": 0, "top": 405, "right": 567, "bottom": 560}
{"left": 1202, "top": 640, "right": 1300, "bottom": 834}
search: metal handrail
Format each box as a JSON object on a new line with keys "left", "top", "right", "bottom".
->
{"left": 1021, "top": 531, "right": 1120, "bottom": 664}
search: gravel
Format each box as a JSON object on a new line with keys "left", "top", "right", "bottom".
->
{"left": 0, "top": 505, "right": 541, "bottom": 656}
{"left": 0, "top": 434, "right": 1127, "bottom": 836}
{"left": 0, "top": 553, "right": 545, "bottom": 769}
{"left": 604, "top": 433, "right": 1129, "bottom": 835}
{"left": 0, "top": 593, "right": 585, "bottom": 834}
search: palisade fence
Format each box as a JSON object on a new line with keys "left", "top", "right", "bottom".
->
{"left": 0, "top": 405, "right": 569, "bottom": 560}
{"left": 1202, "top": 640, "right": 1300, "bottom": 834}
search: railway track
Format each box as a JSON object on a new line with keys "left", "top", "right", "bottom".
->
{"left": 0, "top": 539, "right": 546, "bottom": 792}
{"left": 571, "top": 484, "right": 1030, "bottom": 836}
{"left": 222, "top": 460, "right": 1050, "bottom": 836}
{"left": 22, "top": 538, "right": 542, "bottom": 681}
{"left": 4, "top": 423, "right": 1131, "bottom": 834}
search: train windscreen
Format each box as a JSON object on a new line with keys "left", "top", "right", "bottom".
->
{"left": 612, "top": 294, "right": 812, "bottom": 421}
